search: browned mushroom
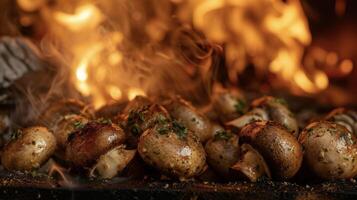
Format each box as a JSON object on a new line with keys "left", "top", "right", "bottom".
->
{"left": 65, "top": 121, "right": 126, "bottom": 167}
{"left": 231, "top": 143, "right": 271, "bottom": 182}
{"left": 2, "top": 126, "right": 56, "bottom": 171}
{"left": 90, "top": 145, "right": 136, "bottom": 179}
{"left": 124, "top": 104, "right": 171, "bottom": 147}
{"left": 205, "top": 130, "right": 240, "bottom": 177}
{"left": 228, "top": 96, "right": 298, "bottom": 137}
{"left": 212, "top": 88, "right": 247, "bottom": 122}
{"left": 325, "top": 108, "right": 357, "bottom": 136}
{"left": 138, "top": 121, "right": 206, "bottom": 179}
{"left": 239, "top": 121, "right": 303, "bottom": 180}
{"left": 299, "top": 121, "right": 357, "bottom": 180}
{"left": 165, "top": 96, "right": 213, "bottom": 142}
{"left": 40, "top": 99, "right": 93, "bottom": 128}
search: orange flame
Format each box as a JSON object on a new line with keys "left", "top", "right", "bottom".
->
{"left": 54, "top": 4, "right": 103, "bottom": 32}
{"left": 187, "top": 0, "right": 328, "bottom": 94}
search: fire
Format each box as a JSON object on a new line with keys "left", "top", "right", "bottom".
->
{"left": 185, "top": 0, "right": 328, "bottom": 93}
{"left": 53, "top": 4, "right": 103, "bottom": 32}
{"left": 74, "top": 44, "right": 103, "bottom": 96}
{"left": 128, "top": 88, "right": 146, "bottom": 101}
{"left": 17, "top": 0, "right": 354, "bottom": 107}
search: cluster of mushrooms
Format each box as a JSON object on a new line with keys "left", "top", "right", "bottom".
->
{"left": 0, "top": 89, "right": 357, "bottom": 183}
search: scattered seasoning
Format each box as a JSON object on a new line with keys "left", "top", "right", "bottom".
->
{"left": 97, "top": 118, "right": 112, "bottom": 125}
{"left": 73, "top": 121, "right": 85, "bottom": 129}
{"left": 131, "top": 124, "right": 141, "bottom": 135}
{"left": 214, "top": 130, "right": 232, "bottom": 141}
{"left": 172, "top": 121, "right": 187, "bottom": 139}
{"left": 273, "top": 98, "right": 288, "bottom": 106}
{"left": 306, "top": 128, "right": 314, "bottom": 137}
{"left": 156, "top": 114, "right": 167, "bottom": 124}
{"left": 234, "top": 99, "right": 246, "bottom": 114}
{"left": 156, "top": 126, "right": 169, "bottom": 135}
{"left": 340, "top": 132, "right": 354, "bottom": 145}
{"left": 128, "top": 110, "right": 145, "bottom": 124}
{"left": 10, "top": 129, "right": 22, "bottom": 140}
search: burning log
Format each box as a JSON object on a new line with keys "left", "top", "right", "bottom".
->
{"left": 0, "top": 37, "right": 42, "bottom": 88}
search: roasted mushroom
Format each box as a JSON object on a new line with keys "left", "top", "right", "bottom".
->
{"left": 299, "top": 121, "right": 357, "bottom": 179}
{"left": 52, "top": 114, "right": 89, "bottom": 150}
{"left": 325, "top": 108, "right": 357, "bottom": 136}
{"left": 40, "top": 99, "right": 93, "bottom": 128}
{"left": 66, "top": 121, "right": 126, "bottom": 167}
{"left": 231, "top": 143, "right": 271, "bottom": 182}
{"left": 228, "top": 96, "right": 298, "bottom": 137}
{"left": 124, "top": 104, "right": 170, "bottom": 147}
{"left": 239, "top": 121, "right": 303, "bottom": 180}
{"left": 96, "top": 101, "right": 128, "bottom": 120}
{"left": 138, "top": 121, "right": 206, "bottom": 179}
{"left": 205, "top": 130, "right": 240, "bottom": 177}
{"left": 90, "top": 145, "right": 136, "bottom": 179}
{"left": 2, "top": 126, "right": 56, "bottom": 171}
{"left": 212, "top": 88, "right": 247, "bottom": 122}
{"left": 165, "top": 96, "right": 213, "bottom": 142}
{"left": 122, "top": 95, "right": 152, "bottom": 115}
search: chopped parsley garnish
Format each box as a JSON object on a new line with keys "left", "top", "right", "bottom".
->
{"left": 131, "top": 124, "right": 141, "bottom": 135}
{"left": 73, "top": 121, "right": 85, "bottom": 129}
{"left": 157, "top": 126, "right": 170, "bottom": 135}
{"left": 156, "top": 114, "right": 167, "bottom": 124}
{"left": 10, "top": 129, "right": 22, "bottom": 140}
{"left": 214, "top": 130, "right": 232, "bottom": 140}
{"left": 97, "top": 118, "right": 112, "bottom": 124}
{"left": 128, "top": 110, "right": 145, "bottom": 124}
{"left": 274, "top": 98, "right": 288, "bottom": 106}
{"left": 234, "top": 99, "right": 246, "bottom": 114}
{"left": 172, "top": 121, "right": 188, "bottom": 139}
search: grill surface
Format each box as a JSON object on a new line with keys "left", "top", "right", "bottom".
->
{"left": 0, "top": 171, "right": 357, "bottom": 200}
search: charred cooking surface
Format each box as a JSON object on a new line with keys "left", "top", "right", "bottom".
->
{"left": 0, "top": 172, "right": 357, "bottom": 200}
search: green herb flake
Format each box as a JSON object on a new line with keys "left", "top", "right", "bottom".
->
{"left": 10, "top": 129, "right": 23, "bottom": 140}
{"left": 156, "top": 114, "right": 167, "bottom": 124}
{"left": 214, "top": 130, "right": 232, "bottom": 141}
{"left": 234, "top": 99, "right": 246, "bottom": 114}
{"left": 157, "top": 126, "right": 169, "bottom": 135}
{"left": 73, "top": 121, "right": 85, "bottom": 129}
{"left": 97, "top": 118, "right": 112, "bottom": 125}
{"left": 172, "top": 121, "right": 188, "bottom": 139}
{"left": 274, "top": 98, "right": 288, "bottom": 106}
{"left": 131, "top": 124, "right": 141, "bottom": 135}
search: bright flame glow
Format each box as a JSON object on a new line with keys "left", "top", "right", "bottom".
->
{"left": 340, "top": 59, "right": 353, "bottom": 74}
{"left": 128, "top": 88, "right": 146, "bottom": 100}
{"left": 74, "top": 44, "right": 103, "bottom": 96}
{"left": 54, "top": 4, "right": 103, "bottom": 31}
{"left": 188, "top": 0, "right": 328, "bottom": 93}
{"left": 17, "top": 0, "right": 44, "bottom": 12}
{"left": 108, "top": 85, "right": 122, "bottom": 100}
{"left": 294, "top": 70, "right": 316, "bottom": 93}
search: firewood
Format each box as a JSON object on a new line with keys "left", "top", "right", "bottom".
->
{"left": 0, "top": 37, "right": 42, "bottom": 88}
